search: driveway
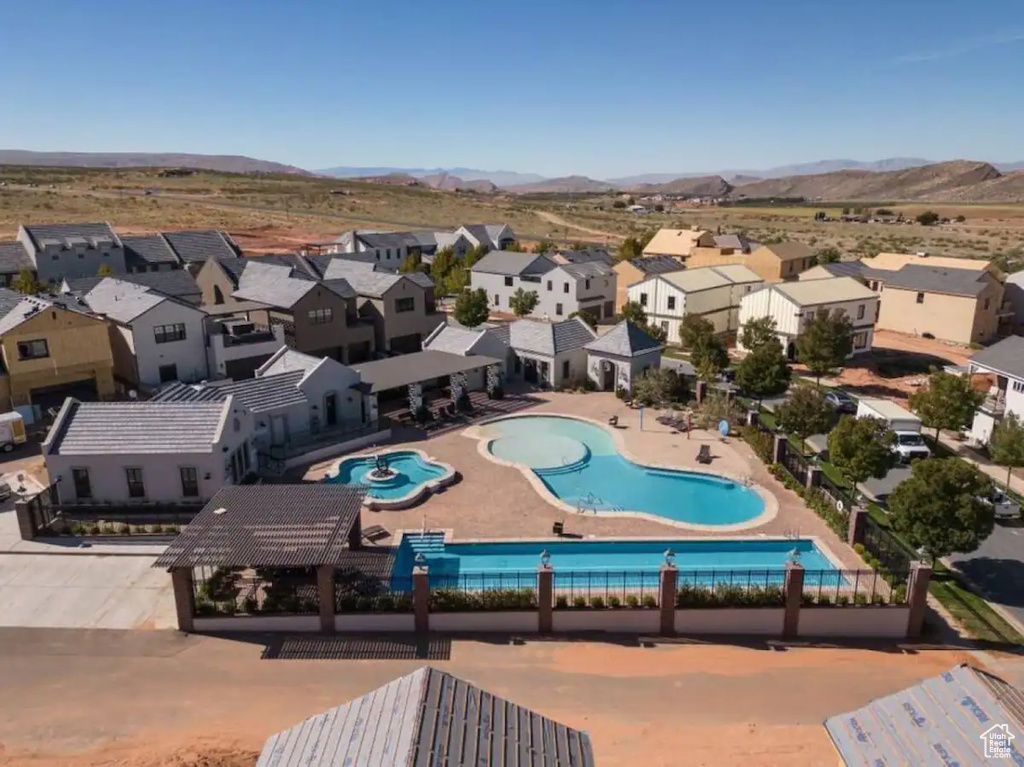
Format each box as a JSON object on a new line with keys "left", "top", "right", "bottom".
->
{"left": 950, "top": 522, "right": 1024, "bottom": 632}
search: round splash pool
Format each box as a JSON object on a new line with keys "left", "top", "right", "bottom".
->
{"left": 489, "top": 434, "right": 589, "bottom": 470}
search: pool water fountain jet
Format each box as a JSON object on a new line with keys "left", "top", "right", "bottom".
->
{"left": 366, "top": 452, "right": 398, "bottom": 482}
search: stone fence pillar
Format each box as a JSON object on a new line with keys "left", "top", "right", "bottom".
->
{"left": 659, "top": 565, "right": 678, "bottom": 636}
{"left": 772, "top": 434, "right": 788, "bottom": 464}
{"left": 848, "top": 506, "right": 868, "bottom": 548}
{"left": 170, "top": 567, "right": 196, "bottom": 633}
{"left": 317, "top": 565, "right": 336, "bottom": 634}
{"left": 783, "top": 563, "right": 804, "bottom": 640}
{"left": 413, "top": 565, "right": 430, "bottom": 634}
{"left": 537, "top": 565, "right": 553, "bottom": 634}
{"left": 906, "top": 561, "right": 933, "bottom": 640}
{"left": 14, "top": 499, "right": 36, "bottom": 541}
{"left": 805, "top": 465, "right": 821, "bottom": 492}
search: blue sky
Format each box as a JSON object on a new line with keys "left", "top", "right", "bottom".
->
{"left": 1, "top": 0, "right": 1022, "bottom": 178}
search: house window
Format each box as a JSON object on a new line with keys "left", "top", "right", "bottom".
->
{"left": 376, "top": 252, "right": 380, "bottom": 261}
{"left": 563, "top": 282, "right": 570, "bottom": 293}
{"left": 493, "top": 294, "right": 500, "bottom": 306}
{"left": 556, "top": 303, "right": 563, "bottom": 316}
{"left": 125, "top": 468, "right": 145, "bottom": 498}
{"left": 562, "top": 360, "right": 570, "bottom": 378}
{"left": 667, "top": 296, "right": 676, "bottom": 310}
{"left": 1014, "top": 381, "right": 1024, "bottom": 394}
{"left": 395, "top": 297, "right": 415, "bottom": 313}
{"left": 547, "top": 280, "right": 552, "bottom": 291}
{"left": 661, "top": 320, "right": 668, "bottom": 333}
{"left": 504, "top": 276, "right": 514, "bottom": 287}
{"left": 385, "top": 249, "right": 391, "bottom": 259}
{"left": 307, "top": 307, "right": 333, "bottom": 325}
{"left": 16, "top": 339, "right": 49, "bottom": 360}
{"left": 158, "top": 364, "right": 178, "bottom": 383}
{"left": 71, "top": 468, "right": 91, "bottom": 500}
{"left": 985, "top": 297, "right": 991, "bottom": 310}
{"left": 852, "top": 331, "right": 869, "bottom": 349}
{"left": 639, "top": 293, "right": 648, "bottom": 306}
{"left": 916, "top": 292, "right": 925, "bottom": 304}
{"left": 154, "top": 323, "right": 187, "bottom": 343}
{"left": 213, "top": 285, "right": 225, "bottom": 304}
{"left": 585, "top": 278, "right": 591, "bottom": 289}
{"left": 180, "top": 467, "right": 199, "bottom": 498}
{"left": 77, "top": 252, "right": 84, "bottom": 259}
{"left": 857, "top": 304, "right": 865, "bottom": 320}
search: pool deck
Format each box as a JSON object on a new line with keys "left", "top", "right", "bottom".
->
{"left": 304, "top": 391, "right": 867, "bottom": 570}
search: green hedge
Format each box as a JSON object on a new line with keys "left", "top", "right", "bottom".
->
{"left": 675, "top": 584, "right": 785, "bottom": 608}
{"left": 554, "top": 594, "right": 658, "bottom": 609}
{"left": 429, "top": 588, "right": 537, "bottom": 612}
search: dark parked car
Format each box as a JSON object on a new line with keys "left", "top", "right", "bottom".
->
{"left": 825, "top": 390, "right": 857, "bottom": 414}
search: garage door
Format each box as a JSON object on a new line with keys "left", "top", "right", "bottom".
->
{"left": 30, "top": 378, "right": 99, "bottom": 415}
{"left": 390, "top": 333, "right": 422, "bottom": 355}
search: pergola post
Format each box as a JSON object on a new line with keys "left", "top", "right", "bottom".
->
{"left": 317, "top": 565, "right": 336, "bottom": 634}
{"left": 348, "top": 514, "right": 362, "bottom": 550}
{"left": 170, "top": 567, "right": 195, "bottom": 633}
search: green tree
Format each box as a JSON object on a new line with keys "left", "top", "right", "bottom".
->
{"left": 619, "top": 300, "right": 650, "bottom": 327}
{"left": 504, "top": 241, "right": 524, "bottom": 252}
{"left": 639, "top": 230, "right": 657, "bottom": 250}
{"left": 739, "top": 316, "right": 778, "bottom": 352}
{"left": 796, "top": 309, "right": 854, "bottom": 387}
{"left": 430, "top": 247, "right": 456, "bottom": 281}
{"left": 888, "top": 458, "right": 994, "bottom": 564}
{"left": 452, "top": 288, "right": 490, "bottom": 328}
{"left": 465, "top": 243, "right": 489, "bottom": 267}
{"left": 443, "top": 265, "right": 469, "bottom": 295}
{"left": 734, "top": 337, "right": 790, "bottom": 405}
{"left": 777, "top": 386, "right": 832, "bottom": 452}
{"left": 827, "top": 415, "right": 894, "bottom": 488}
{"left": 678, "top": 314, "right": 715, "bottom": 350}
{"left": 631, "top": 368, "right": 688, "bottom": 407}
{"left": 568, "top": 309, "right": 597, "bottom": 329}
{"left": 508, "top": 288, "right": 539, "bottom": 318}
{"left": 815, "top": 247, "right": 841, "bottom": 265}
{"left": 908, "top": 371, "right": 985, "bottom": 443}
{"left": 955, "top": 215, "right": 967, "bottom": 224}
{"left": 916, "top": 210, "right": 940, "bottom": 226}
{"left": 617, "top": 236, "right": 643, "bottom": 262}
{"left": 97, "top": 263, "right": 114, "bottom": 276}
{"left": 12, "top": 268, "right": 42, "bottom": 295}
{"left": 989, "top": 413, "right": 1024, "bottom": 493}
{"left": 692, "top": 334, "right": 729, "bottom": 384}
{"left": 533, "top": 239, "right": 556, "bottom": 254}
{"left": 398, "top": 253, "right": 422, "bottom": 273}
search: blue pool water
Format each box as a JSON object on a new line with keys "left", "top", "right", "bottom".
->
{"left": 327, "top": 451, "right": 446, "bottom": 500}
{"left": 484, "top": 415, "right": 764, "bottom": 526}
{"left": 393, "top": 534, "right": 841, "bottom": 587}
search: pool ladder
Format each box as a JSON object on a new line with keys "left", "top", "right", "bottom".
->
{"left": 577, "top": 492, "right": 624, "bottom": 514}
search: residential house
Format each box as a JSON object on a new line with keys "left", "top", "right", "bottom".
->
{"left": 195, "top": 257, "right": 376, "bottom": 364}
{"left": 471, "top": 251, "right": 617, "bottom": 321}
{"left": 120, "top": 234, "right": 187, "bottom": 272}
{"left": 612, "top": 255, "right": 685, "bottom": 312}
{"left": 0, "top": 288, "right": 115, "bottom": 415}
{"left": 409, "top": 231, "right": 472, "bottom": 261}
{"left": 422, "top": 321, "right": 512, "bottom": 389}
{"left": 549, "top": 249, "right": 613, "bottom": 266}
{"left": 321, "top": 260, "right": 443, "bottom": 354}
{"left": 641, "top": 227, "right": 716, "bottom": 259}
{"left": 966, "top": 335, "right": 1024, "bottom": 445}
{"left": 628, "top": 265, "right": 763, "bottom": 344}
{"left": 330, "top": 230, "right": 419, "bottom": 268}
{"left": 205, "top": 317, "right": 287, "bottom": 381}
{"left": 584, "top": 320, "right": 663, "bottom": 393}
{"left": 745, "top": 242, "right": 816, "bottom": 282}
{"left": 61, "top": 269, "right": 203, "bottom": 305}
{"left": 1004, "top": 269, "right": 1024, "bottom": 334}
{"left": 42, "top": 396, "right": 256, "bottom": 505}
{"left": 160, "top": 229, "right": 240, "bottom": 272}
{"left": 493, "top": 316, "right": 597, "bottom": 387}
{"left": 77, "top": 278, "right": 209, "bottom": 389}
{"left": 455, "top": 223, "right": 516, "bottom": 251}
{"left": 802, "top": 254, "right": 1006, "bottom": 345}
{"left": 156, "top": 346, "right": 369, "bottom": 455}
{"left": 17, "top": 222, "right": 127, "bottom": 283}
{"left": 738, "top": 277, "right": 879, "bottom": 359}
{"left": 0, "top": 240, "right": 35, "bottom": 287}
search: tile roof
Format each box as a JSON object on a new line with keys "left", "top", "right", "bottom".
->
{"left": 423, "top": 324, "right": 486, "bottom": 355}
{"left": 162, "top": 230, "right": 239, "bottom": 264}
{"left": 155, "top": 371, "right": 308, "bottom": 413}
{"left": 22, "top": 222, "right": 119, "bottom": 250}
{"left": 825, "top": 664, "right": 1024, "bottom": 767}
{"left": 707, "top": 264, "right": 764, "bottom": 283}
{"left": 471, "top": 251, "right": 555, "bottom": 276}
{"left": 864, "top": 252, "right": 991, "bottom": 273}
{"left": 0, "top": 241, "right": 33, "bottom": 273}
{"left": 256, "top": 347, "right": 324, "bottom": 376}
{"left": 970, "top": 335, "right": 1024, "bottom": 380}
{"left": 0, "top": 288, "right": 92, "bottom": 335}
{"left": 82, "top": 278, "right": 170, "bottom": 323}
{"left": 878, "top": 264, "right": 991, "bottom": 297}
{"left": 62, "top": 269, "right": 201, "bottom": 300}
{"left": 552, "top": 248, "right": 613, "bottom": 265}
{"left": 322, "top": 258, "right": 432, "bottom": 295}
{"left": 352, "top": 350, "right": 502, "bottom": 393}
{"left": 559, "top": 261, "right": 615, "bottom": 278}
{"left": 585, "top": 320, "right": 662, "bottom": 358}
{"left": 257, "top": 665, "right": 594, "bottom": 767}
{"left": 772, "top": 276, "right": 878, "bottom": 306}
{"left": 619, "top": 255, "right": 684, "bottom": 275}
{"left": 121, "top": 234, "right": 181, "bottom": 267}
{"left": 232, "top": 262, "right": 317, "bottom": 308}
{"left": 756, "top": 241, "right": 814, "bottom": 262}
{"left": 713, "top": 234, "right": 757, "bottom": 251}
{"left": 508, "top": 317, "right": 597, "bottom": 356}
{"left": 47, "top": 399, "right": 229, "bottom": 454}
{"left": 659, "top": 267, "right": 732, "bottom": 293}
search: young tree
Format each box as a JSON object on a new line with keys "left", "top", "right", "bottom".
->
{"left": 630, "top": 368, "right": 688, "bottom": 407}
{"left": 908, "top": 371, "right": 985, "bottom": 443}
{"left": 678, "top": 314, "right": 715, "bottom": 351}
{"left": 734, "top": 337, "right": 790, "bottom": 405}
{"left": 777, "top": 385, "right": 832, "bottom": 452}
{"left": 796, "top": 309, "right": 853, "bottom": 387}
{"left": 827, "top": 415, "right": 894, "bottom": 489}
{"left": 464, "top": 243, "right": 489, "bottom": 268}
{"left": 452, "top": 288, "right": 490, "bottom": 328}
{"left": 508, "top": 288, "right": 539, "bottom": 318}
{"left": 739, "top": 316, "right": 778, "bottom": 352}
{"left": 504, "top": 241, "right": 524, "bottom": 252}
{"left": 989, "top": 413, "right": 1024, "bottom": 493}
{"left": 398, "top": 253, "right": 422, "bottom": 273}
{"left": 691, "top": 334, "right": 729, "bottom": 384}
{"left": 916, "top": 211, "right": 940, "bottom": 226}
{"left": 815, "top": 247, "right": 841, "bottom": 265}
{"left": 617, "top": 236, "right": 643, "bottom": 262}
{"left": 97, "top": 263, "right": 114, "bottom": 276}
{"left": 619, "top": 300, "right": 650, "bottom": 327}
{"left": 441, "top": 265, "right": 469, "bottom": 296}
{"left": 568, "top": 309, "right": 597, "bottom": 329}
{"left": 533, "top": 239, "right": 556, "bottom": 254}
{"left": 12, "top": 268, "right": 42, "bottom": 295}
{"left": 888, "top": 458, "right": 994, "bottom": 564}
{"left": 430, "top": 247, "right": 456, "bottom": 281}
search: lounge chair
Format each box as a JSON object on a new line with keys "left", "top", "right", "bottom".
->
{"left": 362, "top": 524, "right": 390, "bottom": 543}
{"left": 552, "top": 521, "right": 565, "bottom": 536}
{"left": 697, "top": 444, "right": 712, "bottom": 464}
{"left": 608, "top": 415, "right": 619, "bottom": 427}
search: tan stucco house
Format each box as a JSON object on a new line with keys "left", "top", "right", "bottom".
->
{"left": 612, "top": 255, "right": 684, "bottom": 312}
{"left": 641, "top": 228, "right": 716, "bottom": 259}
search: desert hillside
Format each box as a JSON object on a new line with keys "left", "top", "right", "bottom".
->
{"left": 0, "top": 150, "right": 310, "bottom": 175}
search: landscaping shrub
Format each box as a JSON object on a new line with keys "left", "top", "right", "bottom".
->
{"left": 642, "top": 595, "right": 658, "bottom": 609}
{"left": 608, "top": 595, "right": 621, "bottom": 608}
{"left": 589, "top": 596, "right": 605, "bottom": 609}
{"left": 555, "top": 595, "right": 569, "bottom": 609}
{"left": 676, "top": 583, "right": 785, "bottom": 608}
{"left": 428, "top": 588, "right": 536, "bottom": 612}
{"left": 625, "top": 595, "right": 640, "bottom": 608}
{"left": 615, "top": 386, "right": 628, "bottom": 401}
{"left": 739, "top": 426, "right": 773, "bottom": 464}
{"left": 572, "top": 596, "right": 587, "bottom": 609}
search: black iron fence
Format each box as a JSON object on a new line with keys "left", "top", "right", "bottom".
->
{"left": 193, "top": 566, "right": 320, "bottom": 616}
{"left": 429, "top": 571, "right": 538, "bottom": 612}
{"left": 801, "top": 569, "right": 909, "bottom": 606}
{"left": 782, "top": 449, "right": 809, "bottom": 485}
{"left": 862, "top": 517, "right": 914, "bottom": 582}
{"left": 335, "top": 574, "right": 414, "bottom": 613}
{"left": 675, "top": 569, "right": 786, "bottom": 608}
{"left": 553, "top": 570, "right": 660, "bottom": 608}
{"left": 817, "top": 472, "right": 856, "bottom": 514}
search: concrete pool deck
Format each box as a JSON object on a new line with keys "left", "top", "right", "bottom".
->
{"left": 304, "top": 391, "right": 868, "bottom": 571}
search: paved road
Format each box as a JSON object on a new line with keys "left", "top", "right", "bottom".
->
{"left": 950, "top": 521, "right": 1024, "bottom": 632}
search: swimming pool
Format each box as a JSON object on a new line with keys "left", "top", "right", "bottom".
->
{"left": 477, "top": 415, "right": 768, "bottom": 528}
{"left": 325, "top": 449, "right": 453, "bottom": 505}
{"left": 393, "top": 534, "right": 841, "bottom": 587}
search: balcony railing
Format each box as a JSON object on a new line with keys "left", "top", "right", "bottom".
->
{"left": 980, "top": 394, "right": 1007, "bottom": 416}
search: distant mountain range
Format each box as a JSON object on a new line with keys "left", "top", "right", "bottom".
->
{"left": 317, "top": 166, "right": 544, "bottom": 187}
{"left": 0, "top": 150, "right": 311, "bottom": 175}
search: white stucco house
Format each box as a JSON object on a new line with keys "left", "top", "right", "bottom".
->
{"left": 583, "top": 320, "right": 663, "bottom": 393}
{"left": 966, "top": 335, "right": 1024, "bottom": 446}
{"left": 490, "top": 316, "right": 598, "bottom": 388}
{"left": 42, "top": 396, "right": 256, "bottom": 505}
{"left": 422, "top": 321, "right": 511, "bottom": 390}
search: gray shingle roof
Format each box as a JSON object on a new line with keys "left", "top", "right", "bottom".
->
{"left": 423, "top": 324, "right": 485, "bottom": 354}
{"left": 585, "top": 320, "right": 662, "bottom": 358}
{"left": 321, "top": 258, "right": 427, "bottom": 297}
{"left": 162, "top": 230, "right": 239, "bottom": 264}
{"left": 560, "top": 261, "right": 614, "bottom": 278}
{"left": 404, "top": 270, "right": 434, "bottom": 289}
{"left": 63, "top": 269, "right": 201, "bottom": 300}
{"left": 970, "top": 335, "right": 1024, "bottom": 380}
{"left": 82, "top": 279, "right": 169, "bottom": 323}
{"left": 459, "top": 223, "right": 494, "bottom": 247}
{"left": 825, "top": 664, "right": 1024, "bottom": 766}
{"left": 626, "top": 256, "right": 684, "bottom": 275}
{"left": 879, "top": 264, "right": 990, "bottom": 297}
{"left": 121, "top": 234, "right": 181, "bottom": 267}
{"left": 0, "top": 288, "right": 94, "bottom": 335}
{"left": 356, "top": 231, "right": 419, "bottom": 250}
{"left": 155, "top": 371, "right": 308, "bottom": 413}
{"left": 257, "top": 666, "right": 594, "bottom": 767}
{"left": 554, "top": 248, "right": 612, "bottom": 265}
{"left": 472, "top": 251, "right": 555, "bottom": 276}
{"left": 22, "top": 222, "right": 119, "bottom": 251}
{"left": 818, "top": 260, "right": 874, "bottom": 280}
{"left": 0, "top": 241, "right": 33, "bottom": 273}
{"left": 508, "top": 317, "right": 597, "bottom": 356}
{"left": 48, "top": 399, "right": 229, "bottom": 454}
{"left": 352, "top": 350, "right": 502, "bottom": 393}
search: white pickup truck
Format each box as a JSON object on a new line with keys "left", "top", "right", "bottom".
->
{"left": 856, "top": 397, "right": 931, "bottom": 464}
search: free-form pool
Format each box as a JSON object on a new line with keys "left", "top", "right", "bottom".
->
{"left": 327, "top": 450, "right": 448, "bottom": 501}
{"left": 480, "top": 415, "right": 766, "bottom": 527}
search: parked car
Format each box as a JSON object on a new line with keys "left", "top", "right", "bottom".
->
{"left": 825, "top": 390, "right": 857, "bottom": 414}
{"left": 978, "top": 489, "right": 1021, "bottom": 522}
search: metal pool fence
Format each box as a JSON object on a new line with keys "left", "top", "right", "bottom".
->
{"left": 335, "top": 575, "right": 414, "bottom": 613}
{"left": 801, "top": 569, "right": 909, "bottom": 606}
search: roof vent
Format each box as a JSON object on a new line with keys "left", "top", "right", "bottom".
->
{"left": 212, "top": 507, "right": 227, "bottom": 516}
